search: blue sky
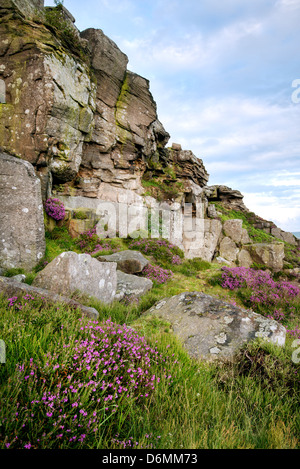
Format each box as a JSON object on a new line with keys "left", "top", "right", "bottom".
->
{"left": 45, "top": 0, "right": 300, "bottom": 232}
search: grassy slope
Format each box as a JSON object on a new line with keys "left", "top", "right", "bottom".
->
{"left": 0, "top": 222, "right": 299, "bottom": 449}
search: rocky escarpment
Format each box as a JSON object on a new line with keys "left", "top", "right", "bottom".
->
{"left": 0, "top": 0, "right": 298, "bottom": 272}
{"left": 0, "top": 0, "right": 208, "bottom": 202}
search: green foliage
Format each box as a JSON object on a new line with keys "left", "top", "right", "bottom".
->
{"left": 213, "top": 203, "right": 278, "bottom": 244}
{"left": 44, "top": 5, "right": 87, "bottom": 62}
{"left": 173, "top": 257, "right": 211, "bottom": 277}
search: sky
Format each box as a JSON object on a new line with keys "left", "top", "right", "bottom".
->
{"left": 45, "top": 0, "right": 300, "bottom": 232}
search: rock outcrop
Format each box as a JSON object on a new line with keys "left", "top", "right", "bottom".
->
{"left": 0, "top": 151, "right": 45, "bottom": 270}
{"left": 145, "top": 292, "right": 286, "bottom": 362}
{"left": 115, "top": 271, "right": 153, "bottom": 300}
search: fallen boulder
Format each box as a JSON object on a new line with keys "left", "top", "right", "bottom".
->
{"left": 98, "top": 250, "right": 149, "bottom": 274}
{"left": 144, "top": 292, "right": 286, "bottom": 362}
{"left": 32, "top": 251, "right": 117, "bottom": 303}
{"left": 115, "top": 271, "right": 153, "bottom": 300}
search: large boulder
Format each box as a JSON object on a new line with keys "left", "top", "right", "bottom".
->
{"left": 98, "top": 250, "right": 149, "bottom": 274}
{"left": 115, "top": 270, "right": 153, "bottom": 300}
{"left": 144, "top": 292, "right": 286, "bottom": 362}
{"left": 237, "top": 249, "right": 253, "bottom": 268}
{"left": 271, "top": 227, "right": 297, "bottom": 246}
{"left": 0, "top": 152, "right": 46, "bottom": 271}
{"left": 32, "top": 251, "right": 117, "bottom": 303}
{"left": 244, "top": 242, "right": 285, "bottom": 271}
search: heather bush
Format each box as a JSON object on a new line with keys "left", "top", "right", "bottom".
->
{"left": 75, "top": 226, "right": 123, "bottom": 255}
{"left": 128, "top": 238, "right": 184, "bottom": 267}
{"left": 0, "top": 295, "right": 172, "bottom": 449}
{"left": 218, "top": 266, "right": 300, "bottom": 338}
{"left": 45, "top": 198, "right": 66, "bottom": 221}
{"left": 142, "top": 263, "right": 173, "bottom": 284}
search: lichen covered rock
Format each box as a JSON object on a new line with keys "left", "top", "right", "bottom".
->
{"left": 0, "top": 152, "right": 45, "bottom": 271}
{"left": 145, "top": 292, "right": 286, "bottom": 362}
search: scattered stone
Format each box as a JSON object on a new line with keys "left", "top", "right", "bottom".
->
{"left": 144, "top": 292, "right": 286, "bottom": 362}
{"left": 215, "top": 257, "right": 231, "bottom": 266}
{"left": 98, "top": 250, "right": 149, "bottom": 274}
{"left": 32, "top": 251, "right": 117, "bottom": 303}
{"left": 11, "top": 274, "right": 26, "bottom": 283}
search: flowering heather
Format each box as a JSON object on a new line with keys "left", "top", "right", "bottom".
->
{"left": 1, "top": 318, "right": 172, "bottom": 449}
{"left": 219, "top": 266, "right": 300, "bottom": 338}
{"left": 75, "top": 226, "right": 121, "bottom": 255}
{"left": 142, "top": 263, "right": 173, "bottom": 284}
{"left": 45, "top": 198, "right": 66, "bottom": 221}
{"left": 128, "top": 238, "right": 184, "bottom": 265}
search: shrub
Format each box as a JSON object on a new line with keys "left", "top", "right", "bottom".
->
{"left": 128, "top": 238, "right": 184, "bottom": 267}
{"left": 75, "top": 226, "right": 123, "bottom": 255}
{"left": 219, "top": 266, "right": 300, "bottom": 338}
{"left": 45, "top": 198, "right": 66, "bottom": 221}
{"left": 142, "top": 264, "right": 173, "bottom": 284}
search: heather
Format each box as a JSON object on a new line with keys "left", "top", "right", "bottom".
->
{"left": 218, "top": 266, "right": 300, "bottom": 338}
{"left": 128, "top": 238, "right": 184, "bottom": 267}
{"left": 45, "top": 198, "right": 66, "bottom": 221}
{"left": 0, "top": 295, "right": 173, "bottom": 449}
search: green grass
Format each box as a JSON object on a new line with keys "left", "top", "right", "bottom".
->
{"left": 0, "top": 224, "right": 299, "bottom": 449}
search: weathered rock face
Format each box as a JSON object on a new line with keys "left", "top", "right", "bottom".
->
{"left": 145, "top": 292, "right": 286, "bottom": 362}
{"left": 0, "top": 3, "right": 96, "bottom": 199}
{"left": 0, "top": 152, "right": 45, "bottom": 271}
{"left": 244, "top": 242, "right": 285, "bottom": 271}
{"left": 205, "top": 185, "right": 249, "bottom": 212}
{"left": 32, "top": 251, "right": 117, "bottom": 303}
{"left": 0, "top": 0, "right": 209, "bottom": 204}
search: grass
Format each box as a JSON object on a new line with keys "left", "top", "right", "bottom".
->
{"left": 0, "top": 223, "right": 299, "bottom": 449}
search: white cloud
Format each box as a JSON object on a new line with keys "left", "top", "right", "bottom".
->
{"left": 243, "top": 192, "right": 300, "bottom": 231}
